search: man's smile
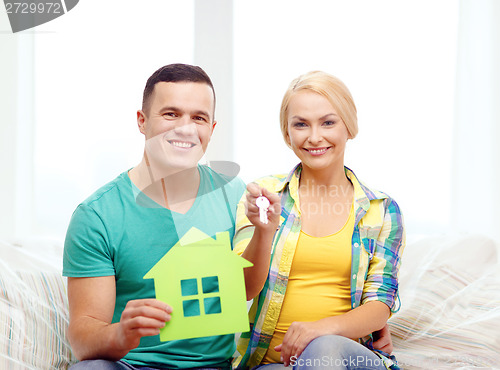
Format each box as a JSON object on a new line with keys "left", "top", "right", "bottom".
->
{"left": 167, "top": 140, "right": 196, "bottom": 148}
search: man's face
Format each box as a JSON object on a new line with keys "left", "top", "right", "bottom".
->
{"left": 138, "top": 82, "right": 216, "bottom": 174}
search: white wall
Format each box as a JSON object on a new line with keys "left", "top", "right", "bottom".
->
{"left": 1, "top": 0, "right": 499, "bottom": 243}
{"left": 0, "top": 11, "right": 35, "bottom": 237}
{"left": 32, "top": 0, "right": 195, "bottom": 236}
{"left": 233, "top": 0, "right": 459, "bottom": 236}
{"left": 452, "top": 0, "right": 500, "bottom": 241}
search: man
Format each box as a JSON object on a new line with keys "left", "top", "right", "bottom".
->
{"left": 63, "top": 63, "right": 246, "bottom": 369}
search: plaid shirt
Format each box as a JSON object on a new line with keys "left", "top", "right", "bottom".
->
{"left": 233, "top": 164, "right": 405, "bottom": 369}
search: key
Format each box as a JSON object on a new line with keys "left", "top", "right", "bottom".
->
{"left": 256, "top": 196, "right": 270, "bottom": 224}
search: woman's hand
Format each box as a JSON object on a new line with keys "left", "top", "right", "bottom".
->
{"left": 274, "top": 321, "right": 329, "bottom": 367}
{"left": 245, "top": 182, "right": 281, "bottom": 231}
{"left": 241, "top": 183, "right": 281, "bottom": 300}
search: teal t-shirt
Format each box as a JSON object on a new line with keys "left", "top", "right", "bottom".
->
{"left": 63, "top": 165, "right": 246, "bottom": 368}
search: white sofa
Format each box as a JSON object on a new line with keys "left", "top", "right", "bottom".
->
{"left": 389, "top": 234, "right": 500, "bottom": 369}
{"left": 1, "top": 234, "right": 499, "bottom": 369}
{"left": 0, "top": 237, "right": 76, "bottom": 369}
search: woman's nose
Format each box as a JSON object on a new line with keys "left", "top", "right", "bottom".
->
{"left": 307, "top": 126, "right": 323, "bottom": 144}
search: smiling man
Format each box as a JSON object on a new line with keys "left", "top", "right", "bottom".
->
{"left": 63, "top": 64, "right": 246, "bottom": 369}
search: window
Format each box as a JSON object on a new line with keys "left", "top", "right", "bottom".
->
{"left": 180, "top": 276, "right": 221, "bottom": 317}
{"left": 32, "top": 0, "right": 195, "bottom": 237}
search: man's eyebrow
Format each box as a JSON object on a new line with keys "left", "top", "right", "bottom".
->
{"left": 159, "top": 106, "right": 180, "bottom": 113}
{"left": 191, "top": 110, "right": 212, "bottom": 121}
{"left": 158, "top": 106, "right": 212, "bottom": 120}
{"left": 192, "top": 110, "right": 210, "bottom": 117}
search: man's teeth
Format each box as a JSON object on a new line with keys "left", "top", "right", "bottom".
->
{"left": 170, "top": 141, "right": 193, "bottom": 148}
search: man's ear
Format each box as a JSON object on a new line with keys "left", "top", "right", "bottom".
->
{"left": 137, "top": 110, "right": 147, "bottom": 134}
{"left": 206, "top": 120, "right": 217, "bottom": 142}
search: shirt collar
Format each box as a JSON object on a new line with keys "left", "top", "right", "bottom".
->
{"left": 276, "top": 163, "right": 388, "bottom": 213}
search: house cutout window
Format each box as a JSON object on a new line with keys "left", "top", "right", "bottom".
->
{"left": 180, "top": 276, "right": 221, "bottom": 317}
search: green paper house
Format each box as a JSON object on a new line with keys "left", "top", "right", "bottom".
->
{"left": 144, "top": 227, "right": 253, "bottom": 341}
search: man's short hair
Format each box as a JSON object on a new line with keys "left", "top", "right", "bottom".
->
{"left": 142, "top": 63, "right": 216, "bottom": 115}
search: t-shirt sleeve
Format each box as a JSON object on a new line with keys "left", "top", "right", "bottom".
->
{"left": 63, "top": 203, "right": 116, "bottom": 277}
{"left": 233, "top": 191, "right": 254, "bottom": 257}
{"left": 228, "top": 176, "right": 246, "bottom": 209}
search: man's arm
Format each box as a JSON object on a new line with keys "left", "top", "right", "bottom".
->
{"left": 67, "top": 276, "right": 171, "bottom": 361}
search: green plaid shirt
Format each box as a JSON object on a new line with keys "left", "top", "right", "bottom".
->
{"left": 233, "top": 164, "right": 405, "bottom": 369}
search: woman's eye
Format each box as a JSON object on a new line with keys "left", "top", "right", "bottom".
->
{"left": 292, "top": 122, "right": 307, "bottom": 128}
{"left": 324, "top": 120, "right": 336, "bottom": 126}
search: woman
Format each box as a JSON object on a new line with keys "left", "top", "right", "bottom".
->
{"left": 234, "top": 71, "right": 405, "bottom": 369}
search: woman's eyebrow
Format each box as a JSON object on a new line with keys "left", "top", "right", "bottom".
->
{"left": 290, "top": 113, "right": 339, "bottom": 121}
{"left": 319, "top": 113, "right": 340, "bottom": 120}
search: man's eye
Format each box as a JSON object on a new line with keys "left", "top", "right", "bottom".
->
{"left": 163, "top": 112, "right": 177, "bottom": 118}
{"left": 194, "top": 116, "right": 207, "bottom": 122}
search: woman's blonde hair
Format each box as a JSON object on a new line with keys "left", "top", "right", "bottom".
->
{"left": 280, "top": 71, "right": 358, "bottom": 146}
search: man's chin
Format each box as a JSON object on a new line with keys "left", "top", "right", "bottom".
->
{"left": 153, "top": 158, "right": 202, "bottom": 177}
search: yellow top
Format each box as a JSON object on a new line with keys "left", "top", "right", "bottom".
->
{"left": 263, "top": 204, "right": 355, "bottom": 364}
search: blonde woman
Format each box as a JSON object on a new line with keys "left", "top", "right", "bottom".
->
{"left": 234, "top": 71, "right": 405, "bottom": 370}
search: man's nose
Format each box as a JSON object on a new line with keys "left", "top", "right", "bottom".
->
{"left": 173, "top": 118, "right": 197, "bottom": 135}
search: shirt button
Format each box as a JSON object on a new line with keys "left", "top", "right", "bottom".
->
{"left": 354, "top": 243, "right": 360, "bottom": 248}
{"left": 352, "top": 274, "right": 357, "bottom": 280}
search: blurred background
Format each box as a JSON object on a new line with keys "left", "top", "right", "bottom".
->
{"left": 1, "top": 0, "right": 499, "bottom": 243}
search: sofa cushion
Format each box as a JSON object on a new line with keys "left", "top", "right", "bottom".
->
{"left": 389, "top": 234, "right": 500, "bottom": 369}
{"left": 0, "top": 239, "right": 76, "bottom": 369}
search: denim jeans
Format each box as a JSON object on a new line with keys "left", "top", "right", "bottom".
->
{"left": 70, "top": 359, "right": 226, "bottom": 370}
{"left": 254, "top": 335, "right": 390, "bottom": 370}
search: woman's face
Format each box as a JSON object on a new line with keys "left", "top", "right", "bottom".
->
{"left": 286, "top": 90, "right": 350, "bottom": 174}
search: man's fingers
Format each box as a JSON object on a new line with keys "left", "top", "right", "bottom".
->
{"left": 122, "top": 299, "right": 172, "bottom": 324}
{"left": 124, "top": 315, "right": 168, "bottom": 331}
{"left": 373, "top": 339, "right": 393, "bottom": 354}
{"left": 127, "top": 298, "right": 172, "bottom": 313}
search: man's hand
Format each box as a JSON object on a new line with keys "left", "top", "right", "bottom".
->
{"left": 68, "top": 276, "right": 172, "bottom": 361}
{"left": 372, "top": 323, "right": 393, "bottom": 354}
{"left": 115, "top": 299, "right": 172, "bottom": 352}
{"left": 245, "top": 182, "right": 280, "bottom": 231}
